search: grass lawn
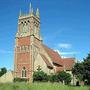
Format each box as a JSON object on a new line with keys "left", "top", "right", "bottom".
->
{"left": 0, "top": 82, "right": 89, "bottom": 90}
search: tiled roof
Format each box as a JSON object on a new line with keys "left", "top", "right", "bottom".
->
{"left": 63, "top": 58, "right": 75, "bottom": 70}
{"left": 42, "top": 44, "right": 63, "bottom": 66}
{"left": 56, "top": 58, "right": 75, "bottom": 73}
{"left": 40, "top": 54, "right": 53, "bottom": 69}
{"left": 42, "top": 44, "right": 75, "bottom": 73}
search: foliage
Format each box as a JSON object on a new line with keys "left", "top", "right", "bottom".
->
{"left": 33, "top": 70, "right": 71, "bottom": 84}
{"left": 13, "top": 77, "right": 28, "bottom": 82}
{"left": 48, "top": 74, "right": 58, "bottom": 82}
{"left": 83, "top": 53, "right": 90, "bottom": 84}
{"left": 33, "top": 70, "right": 48, "bottom": 82}
{"left": 72, "top": 53, "right": 90, "bottom": 85}
{"left": 0, "top": 67, "right": 7, "bottom": 77}
{"left": 72, "top": 63, "right": 85, "bottom": 80}
{"left": 57, "top": 71, "right": 72, "bottom": 84}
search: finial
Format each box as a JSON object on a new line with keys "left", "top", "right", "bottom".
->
{"left": 29, "top": 3, "right": 34, "bottom": 16}
{"left": 29, "top": 3, "right": 32, "bottom": 13}
{"left": 36, "top": 8, "right": 40, "bottom": 18}
{"left": 19, "top": 9, "right": 22, "bottom": 16}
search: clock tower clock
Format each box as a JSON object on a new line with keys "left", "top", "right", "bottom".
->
{"left": 14, "top": 4, "right": 42, "bottom": 82}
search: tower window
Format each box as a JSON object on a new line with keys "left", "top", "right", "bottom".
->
{"left": 21, "top": 22, "right": 23, "bottom": 24}
{"left": 22, "top": 67, "right": 26, "bottom": 78}
{"left": 28, "top": 20, "right": 30, "bottom": 23}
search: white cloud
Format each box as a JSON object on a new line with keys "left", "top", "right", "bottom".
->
{"left": 55, "top": 49, "right": 79, "bottom": 55}
{"left": 58, "top": 43, "right": 72, "bottom": 49}
{"left": 60, "top": 51, "right": 79, "bottom": 55}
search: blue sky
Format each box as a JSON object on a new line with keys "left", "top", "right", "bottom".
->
{"left": 0, "top": 0, "right": 90, "bottom": 70}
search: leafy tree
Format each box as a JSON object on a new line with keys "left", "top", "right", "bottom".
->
{"left": 72, "top": 63, "right": 85, "bottom": 81}
{"left": 72, "top": 53, "right": 90, "bottom": 85}
{"left": 33, "top": 70, "right": 48, "bottom": 82}
{"left": 83, "top": 53, "right": 90, "bottom": 84}
{"left": 57, "top": 71, "right": 71, "bottom": 84}
{"left": 0, "top": 67, "right": 7, "bottom": 77}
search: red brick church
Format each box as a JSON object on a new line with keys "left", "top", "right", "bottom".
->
{"left": 14, "top": 4, "right": 75, "bottom": 82}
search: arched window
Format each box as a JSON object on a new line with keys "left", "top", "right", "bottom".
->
{"left": 22, "top": 67, "right": 26, "bottom": 78}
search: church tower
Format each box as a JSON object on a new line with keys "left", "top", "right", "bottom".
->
{"left": 14, "top": 4, "right": 42, "bottom": 82}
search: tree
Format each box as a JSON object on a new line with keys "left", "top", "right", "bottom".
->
{"left": 83, "top": 53, "right": 90, "bottom": 84}
{"left": 33, "top": 70, "right": 48, "bottom": 82}
{"left": 0, "top": 67, "right": 7, "bottom": 77}
{"left": 72, "top": 63, "right": 85, "bottom": 81}
{"left": 72, "top": 53, "right": 90, "bottom": 85}
{"left": 57, "top": 71, "right": 71, "bottom": 84}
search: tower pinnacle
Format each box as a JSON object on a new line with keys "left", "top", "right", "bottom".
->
{"left": 19, "top": 9, "right": 22, "bottom": 16}
{"left": 29, "top": 3, "right": 32, "bottom": 13}
{"left": 36, "top": 8, "right": 40, "bottom": 18}
{"left": 29, "top": 3, "right": 34, "bottom": 16}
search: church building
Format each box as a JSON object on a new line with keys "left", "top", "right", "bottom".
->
{"left": 14, "top": 4, "right": 75, "bottom": 82}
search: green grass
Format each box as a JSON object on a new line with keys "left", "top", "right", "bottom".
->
{"left": 0, "top": 82, "right": 89, "bottom": 90}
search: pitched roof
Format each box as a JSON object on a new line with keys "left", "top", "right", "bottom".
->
{"left": 41, "top": 44, "right": 75, "bottom": 73}
{"left": 56, "top": 58, "right": 75, "bottom": 73}
{"left": 42, "top": 44, "right": 63, "bottom": 66}
{"left": 40, "top": 54, "right": 53, "bottom": 69}
{"left": 63, "top": 58, "right": 75, "bottom": 70}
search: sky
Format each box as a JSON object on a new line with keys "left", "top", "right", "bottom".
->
{"left": 0, "top": 0, "right": 90, "bottom": 70}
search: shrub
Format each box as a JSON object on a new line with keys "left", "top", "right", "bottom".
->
{"left": 48, "top": 74, "right": 58, "bottom": 82}
{"left": 13, "top": 77, "right": 28, "bottom": 82}
{"left": 57, "top": 71, "right": 71, "bottom": 84}
{"left": 33, "top": 70, "right": 48, "bottom": 82}
{"left": 33, "top": 70, "right": 72, "bottom": 84}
